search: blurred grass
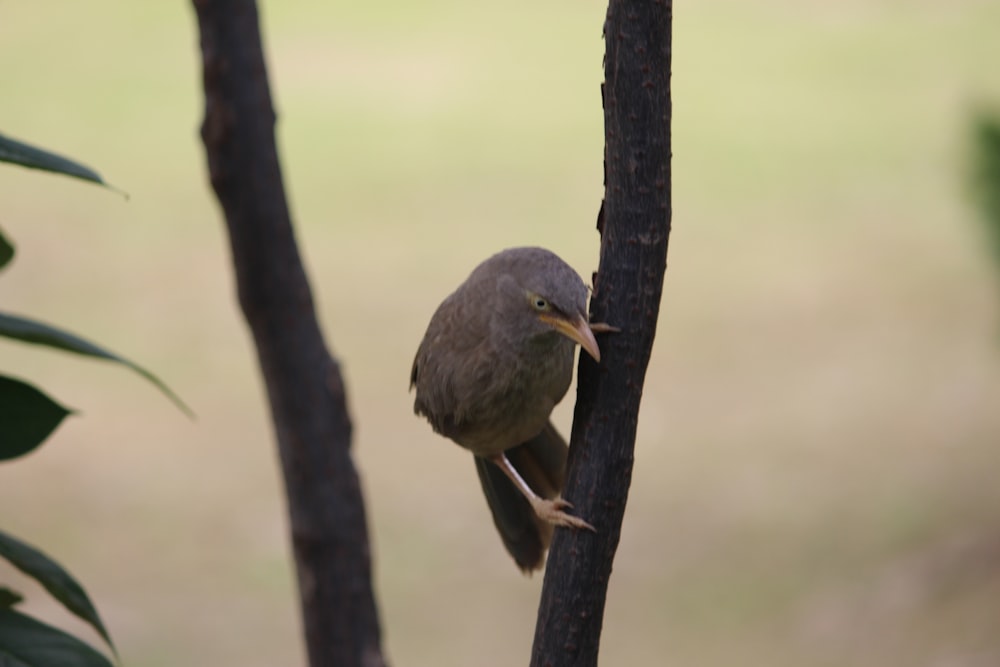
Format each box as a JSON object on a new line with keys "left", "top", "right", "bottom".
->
{"left": 2, "top": 1, "right": 1000, "bottom": 665}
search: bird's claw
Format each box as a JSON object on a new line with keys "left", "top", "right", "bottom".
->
{"left": 531, "top": 497, "right": 596, "bottom": 532}
{"left": 589, "top": 322, "right": 620, "bottom": 334}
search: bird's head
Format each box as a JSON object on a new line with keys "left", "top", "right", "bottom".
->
{"left": 484, "top": 247, "right": 602, "bottom": 362}
{"left": 522, "top": 289, "right": 601, "bottom": 362}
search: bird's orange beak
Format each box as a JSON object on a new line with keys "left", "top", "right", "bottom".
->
{"left": 541, "top": 313, "right": 602, "bottom": 362}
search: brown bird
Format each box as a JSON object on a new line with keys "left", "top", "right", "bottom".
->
{"left": 410, "top": 247, "right": 611, "bottom": 571}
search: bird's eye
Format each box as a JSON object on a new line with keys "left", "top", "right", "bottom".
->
{"left": 530, "top": 295, "right": 550, "bottom": 311}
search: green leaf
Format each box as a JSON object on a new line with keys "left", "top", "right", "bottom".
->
{"left": 0, "top": 588, "right": 23, "bottom": 608}
{"left": 971, "top": 114, "right": 1000, "bottom": 268}
{"left": 0, "top": 375, "right": 73, "bottom": 461}
{"left": 0, "top": 132, "right": 108, "bottom": 188}
{"left": 0, "top": 227, "right": 13, "bottom": 272}
{"left": 0, "top": 607, "right": 113, "bottom": 667}
{"left": 0, "top": 312, "right": 193, "bottom": 417}
{"left": 0, "top": 531, "right": 114, "bottom": 654}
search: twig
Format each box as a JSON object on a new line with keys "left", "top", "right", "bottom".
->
{"left": 191, "top": 2, "right": 387, "bottom": 665}
{"left": 530, "top": 1, "right": 672, "bottom": 665}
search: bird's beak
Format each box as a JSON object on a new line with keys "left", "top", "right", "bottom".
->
{"left": 541, "top": 313, "right": 602, "bottom": 362}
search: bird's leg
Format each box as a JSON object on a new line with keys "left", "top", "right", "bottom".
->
{"left": 490, "top": 454, "right": 596, "bottom": 532}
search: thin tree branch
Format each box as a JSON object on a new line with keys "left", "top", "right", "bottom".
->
{"left": 190, "top": 2, "right": 387, "bottom": 666}
{"left": 530, "top": 0, "right": 672, "bottom": 664}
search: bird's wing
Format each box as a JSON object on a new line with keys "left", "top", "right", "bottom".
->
{"left": 411, "top": 285, "right": 497, "bottom": 435}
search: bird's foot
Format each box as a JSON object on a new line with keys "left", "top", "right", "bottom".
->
{"left": 590, "top": 322, "right": 620, "bottom": 334}
{"left": 530, "top": 497, "right": 596, "bottom": 532}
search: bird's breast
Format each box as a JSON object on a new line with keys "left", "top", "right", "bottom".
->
{"left": 418, "top": 335, "right": 575, "bottom": 458}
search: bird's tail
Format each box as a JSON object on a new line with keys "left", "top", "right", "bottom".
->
{"left": 474, "top": 420, "right": 568, "bottom": 572}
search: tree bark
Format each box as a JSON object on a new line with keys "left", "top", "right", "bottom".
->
{"left": 191, "top": 2, "right": 387, "bottom": 666}
{"left": 530, "top": 1, "right": 672, "bottom": 665}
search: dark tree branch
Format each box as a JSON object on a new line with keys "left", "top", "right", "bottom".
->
{"left": 531, "top": 1, "right": 672, "bottom": 665}
{"left": 191, "top": 2, "right": 386, "bottom": 666}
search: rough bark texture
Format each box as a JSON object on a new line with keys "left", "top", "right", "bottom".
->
{"left": 191, "top": 2, "right": 386, "bottom": 666}
{"left": 530, "top": 1, "right": 672, "bottom": 665}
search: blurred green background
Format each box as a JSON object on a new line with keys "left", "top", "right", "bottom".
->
{"left": 3, "top": 1, "right": 1000, "bottom": 665}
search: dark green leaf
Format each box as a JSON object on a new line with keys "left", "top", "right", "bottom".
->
{"left": 0, "top": 531, "right": 114, "bottom": 653}
{"left": 0, "top": 312, "right": 193, "bottom": 417}
{"left": 0, "top": 376, "right": 72, "bottom": 461}
{"left": 971, "top": 114, "right": 1000, "bottom": 269}
{"left": 0, "top": 588, "right": 23, "bottom": 608}
{"left": 0, "top": 227, "right": 13, "bottom": 272}
{"left": 0, "top": 132, "right": 107, "bottom": 188}
{"left": 0, "top": 607, "right": 113, "bottom": 667}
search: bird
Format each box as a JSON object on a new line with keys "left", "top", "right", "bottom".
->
{"left": 410, "top": 246, "right": 614, "bottom": 571}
